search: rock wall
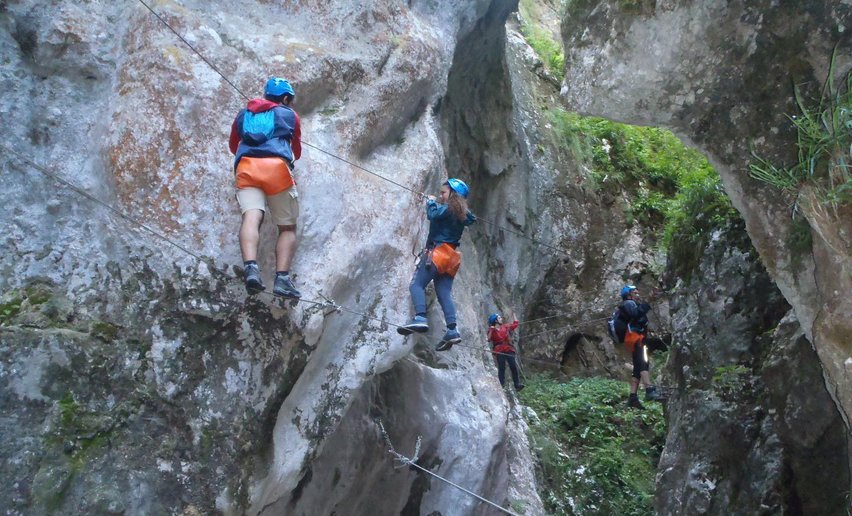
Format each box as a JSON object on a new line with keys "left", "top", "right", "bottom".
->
{"left": 658, "top": 225, "right": 849, "bottom": 514}
{"left": 559, "top": 0, "right": 852, "bottom": 477}
{"left": 0, "top": 0, "right": 550, "bottom": 514}
{"left": 440, "top": 8, "right": 662, "bottom": 382}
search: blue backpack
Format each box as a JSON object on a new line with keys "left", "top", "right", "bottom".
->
{"left": 607, "top": 305, "right": 626, "bottom": 344}
{"left": 240, "top": 110, "right": 275, "bottom": 145}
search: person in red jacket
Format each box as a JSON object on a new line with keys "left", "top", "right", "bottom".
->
{"left": 487, "top": 313, "right": 523, "bottom": 392}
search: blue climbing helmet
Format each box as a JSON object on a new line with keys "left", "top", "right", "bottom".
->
{"left": 445, "top": 178, "right": 469, "bottom": 198}
{"left": 488, "top": 313, "right": 500, "bottom": 325}
{"left": 265, "top": 77, "right": 295, "bottom": 98}
{"left": 620, "top": 285, "right": 637, "bottom": 300}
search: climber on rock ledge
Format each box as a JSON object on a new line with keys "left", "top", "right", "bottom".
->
{"left": 397, "top": 178, "right": 476, "bottom": 351}
{"left": 228, "top": 77, "right": 303, "bottom": 299}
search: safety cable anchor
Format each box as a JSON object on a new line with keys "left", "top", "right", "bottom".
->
{"left": 316, "top": 291, "right": 343, "bottom": 315}
{"left": 378, "top": 420, "right": 421, "bottom": 468}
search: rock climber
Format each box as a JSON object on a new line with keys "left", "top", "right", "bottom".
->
{"left": 611, "top": 285, "right": 663, "bottom": 408}
{"left": 397, "top": 178, "right": 475, "bottom": 351}
{"left": 487, "top": 313, "right": 524, "bottom": 392}
{"left": 229, "top": 77, "right": 302, "bottom": 299}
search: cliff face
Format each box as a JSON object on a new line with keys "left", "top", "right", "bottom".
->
{"left": 0, "top": 1, "right": 549, "bottom": 513}
{"left": 559, "top": 0, "right": 852, "bottom": 478}
{"left": 658, "top": 225, "right": 849, "bottom": 514}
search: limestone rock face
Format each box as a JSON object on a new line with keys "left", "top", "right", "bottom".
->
{"left": 559, "top": 0, "right": 852, "bottom": 473}
{"left": 441, "top": 10, "right": 663, "bottom": 381}
{"left": 0, "top": 0, "right": 548, "bottom": 514}
{"left": 659, "top": 227, "right": 849, "bottom": 514}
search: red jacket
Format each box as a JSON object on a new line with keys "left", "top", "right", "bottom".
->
{"left": 488, "top": 321, "right": 519, "bottom": 354}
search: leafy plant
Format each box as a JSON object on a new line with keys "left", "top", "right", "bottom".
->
{"left": 749, "top": 50, "right": 852, "bottom": 207}
{"left": 518, "top": 0, "right": 565, "bottom": 80}
{"left": 547, "top": 108, "right": 740, "bottom": 277}
{"left": 712, "top": 364, "right": 751, "bottom": 399}
{"left": 520, "top": 374, "right": 665, "bottom": 515}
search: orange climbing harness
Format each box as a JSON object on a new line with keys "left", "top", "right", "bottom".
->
{"left": 624, "top": 329, "right": 644, "bottom": 354}
{"left": 428, "top": 243, "right": 462, "bottom": 277}
{"left": 235, "top": 156, "right": 294, "bottom": 195}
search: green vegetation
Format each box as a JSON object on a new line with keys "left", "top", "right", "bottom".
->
{"left": 750, "top": 53, "right": 851, "bottom": 206}
{"left": 0, "top": 292, "right": 23, "bottom": 325}
{"left": 786, "top": 214, "right": 813, "bottom": 271}
{"left": 90, "top": 321, "right": 120, "bottom": 342}
{"left": 519, "top": 374, "right": 665, "bottom": 515}
{"left": 712, "top": 365, "right": 751, "bottom": 400}
{"left": 0, "top": 284, "right": 54, "bottom": 326}
{"left": 518, "top": 0, "right": 565, "bottom": 80}
{"left": 549, "top": 109, "right": 740, "bottom": 275}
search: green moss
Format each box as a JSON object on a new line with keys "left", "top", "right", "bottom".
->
{"left": 31, "top": 461, "right": 74, "bottom": 513}
{"left": 518, "top": 0, "right": 565, "bottom": 80}
{"left": 519, "top": 374, "right": 665, "bottom": 515}
{"left": 712, "top": 365, "right": 751, "bottom": 400}
{"left": 90, "top": 321, "right": 120, "bottom": 342}
{"left": 0, "top": 293, "right": 23, "bottom": 325}
{"left": 24, "top": 285, "right": 52, "bottom": 306}
{"left": 58, "top": 392, "right": 79, "bottom": 428}
{"left": 786, "top": 214, "right": 813, "bottom": 272}
{"left": 548, "top": 108, "right": 740, "bottom": 277}
{"left": 510, "top": 499, "right": 529, "bottom": 514}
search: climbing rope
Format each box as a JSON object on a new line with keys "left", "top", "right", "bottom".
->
{"left": 7, "top": 2, "right": 633, "bottom": 368}
{"left": 2, "top": 145, "right": 410, "bottom": 330}
{"left": 378, "top": 420, "right": 521, "bottom": 516}
{"left": 519, "top": 316, "right": 611, "bottom": 341}
{"left": 136, "top": 0, "right": 578, "bottom": 259}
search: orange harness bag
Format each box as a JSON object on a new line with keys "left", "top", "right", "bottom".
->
{"left": 624, "top": 329, "right": 644, "bottom": 354}
{"left": 235, "top": 157, "right": 294, "bottom": 196}
{"left": 429, "top": 243, "right": 462, "bottom": 277}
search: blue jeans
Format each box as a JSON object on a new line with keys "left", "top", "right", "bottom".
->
{"left": 409, "top": 255, "right": 456, "bottom": 325}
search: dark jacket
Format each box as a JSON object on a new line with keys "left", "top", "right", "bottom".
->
{"left": 614, "top": 300, "right": 651, "bottom": 341}
{"left": 425, "top": 199, "right": 476, "bottom": 247}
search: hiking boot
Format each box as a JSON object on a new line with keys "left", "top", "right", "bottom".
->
{"left": 397, "top": 315, "right": 429, "bottom": 335}
{"left": 273, "top": 274, "right": 301, "bottom": 299}
{"left": 244, "top": 263, "right": 264, "bottom": 295}
{"left": 627, "top": 393, "right": 644, "bottom": 410}
{"left": 436, "top": 328, "right": 461, "bottom": 351}
{"left": 645, "top": 386, "right": 664, "bottom": 402}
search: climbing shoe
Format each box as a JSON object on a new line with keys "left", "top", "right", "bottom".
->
{"left": 397, "top": 315, "right": 429, "bottom": 335}
{"left": 436, "top": 328, "right": 461, "bottom": 351}
{"left": 244, "top": 263, "right": 264, "bottom": 295}
{"left": 627, "top": 393, "right": 644, "bottom": 410}
{"left": 515, "top": 384, "right": 525, "bottom": 392}
{"left": 273, "top": 274, "right": 301, "bottom": 299}
{"left": 645, "top": 386, "right": 664, "bottom": 402}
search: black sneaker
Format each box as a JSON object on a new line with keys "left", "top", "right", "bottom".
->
{"left": 627, "top": 393, "right": 644, "bottom": 410}
{"left": 273, "top": 274, "right": 301, "bottom": 299}
{"left": 435, "top": 340, "right": 453, "bottom": 351}
{"left": 244, "top": 263, "right": 264, "bottom": 295}
{"left": 645, "top": 386, "right": 664, "bottom": 402}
